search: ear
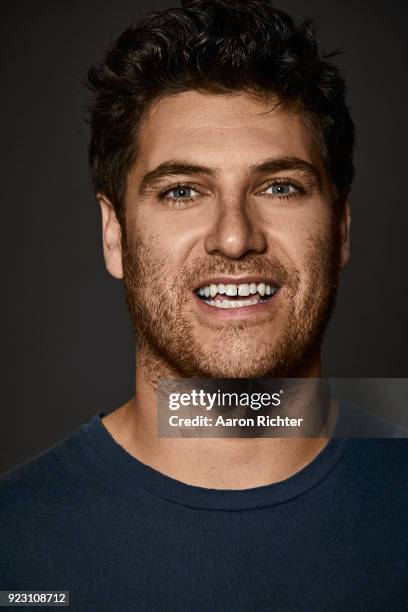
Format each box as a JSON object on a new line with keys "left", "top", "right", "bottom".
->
{"left": 338, "top": 195, "right": 351, "bottom": 270}
{"left": 97, "top": 195, "right": 123, "bottom": 279}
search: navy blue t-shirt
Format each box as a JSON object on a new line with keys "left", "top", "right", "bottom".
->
{"left": 1, "top": 409, "right": 407, "bottom": 611}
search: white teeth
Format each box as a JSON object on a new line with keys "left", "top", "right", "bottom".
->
{"left": 238, "top": 284, "right": 250, "bottom": 296}
{"left": 197, "top": 281, "right": 278, "bottom": 300}
{"left": 257, "top": 282, "right": 266, "bottom": 297}
{"left": 225, "top": 284, "right": 238, "bottom": 296}
{"left": 209, "top": 284, "right": 217, "bottom": 297}
{"left": 204, "top": 298, "right": 259, "bottom": 309}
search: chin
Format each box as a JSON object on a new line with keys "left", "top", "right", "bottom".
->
{"left": 178, "top": 353, "right": 291, "bottom": 379}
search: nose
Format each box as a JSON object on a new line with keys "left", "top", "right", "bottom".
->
{"left": 204, "top": 199, "right": 267, "bottom": 259}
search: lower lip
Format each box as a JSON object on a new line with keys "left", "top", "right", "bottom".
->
{"left": 192, "top": 291, "right": 280, "bottom": 319}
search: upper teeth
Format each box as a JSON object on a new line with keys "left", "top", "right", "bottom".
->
{"left": 198, "top": 283, "right": 277, "bottom": 298}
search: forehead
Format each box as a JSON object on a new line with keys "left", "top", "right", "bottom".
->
{"left": 134, "top": 91, "right": 324, "bottom": 176}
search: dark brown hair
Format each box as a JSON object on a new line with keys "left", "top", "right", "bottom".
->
{"left": 87, "top": 0, "right": 355, "bottom": 221}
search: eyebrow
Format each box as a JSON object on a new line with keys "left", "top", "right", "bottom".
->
{"left": 137, "top": 156, "right": 322, "bottom": 195}
{"left": 247, "top": 157, "right": 322, "bottom": 186}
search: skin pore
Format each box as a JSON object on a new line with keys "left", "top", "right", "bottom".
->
{"left": 98, "top": 91, "right": 350, "bottom": 489}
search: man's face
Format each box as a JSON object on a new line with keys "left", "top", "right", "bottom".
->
{"left": 103, "top": 91, "right": 350, "bottom": 378}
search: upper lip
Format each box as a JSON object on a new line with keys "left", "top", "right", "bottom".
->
{"left": 193, "top": 276, "right": 281, "bottom": 292}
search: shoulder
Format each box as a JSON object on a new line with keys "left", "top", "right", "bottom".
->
{"left": 0, "top": 422, "right": 104, "bottom": 586}
{"left": 347, "top": 437, "right": 408, "bottom": 462}
{"left": 343, "top": 438, "right": 408, "bottom": 498}
{"left": 332, "top": 402, "right": 408, "bottom": 497}
{"left": 336, "top": 400, "right": 408, "bottom": 438}
{"left": 0, "top": 422, "right": 102, "bottom": 521}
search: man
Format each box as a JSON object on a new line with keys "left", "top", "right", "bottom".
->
{"left": 1, "top": 1, "right": 407, "bottom": 610}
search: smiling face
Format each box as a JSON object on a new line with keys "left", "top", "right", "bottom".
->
{"left": 99, "top": 91, "right": 350, "bottom": 378}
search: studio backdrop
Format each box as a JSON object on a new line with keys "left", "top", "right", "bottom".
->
{"left": 1, "top": 0, "right": 407, "bottom": 472}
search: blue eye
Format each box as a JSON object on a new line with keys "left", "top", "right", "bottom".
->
{"left": 168, "top": 186, "right": 197, "bottom": 199}
{"left": 158, "top": 184, "right": 201, "bottom": 209}
{"left": 265, "top": 183, "right": 298, "bottom": 196}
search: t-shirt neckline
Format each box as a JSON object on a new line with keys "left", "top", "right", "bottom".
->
{"left": 79, "top": 412, "right": 349, "bottom": 511}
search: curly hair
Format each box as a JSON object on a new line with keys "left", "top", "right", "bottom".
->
{"left": 87, "top": 0, "right": 355, "bottom": 222}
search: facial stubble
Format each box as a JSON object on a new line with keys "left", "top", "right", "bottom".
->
{"left": 120, "top": 217, "right": 341, "bottom": 380}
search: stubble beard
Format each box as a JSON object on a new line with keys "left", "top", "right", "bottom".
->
{"left": 121, "top": 222, "right": 342, "bottom": 381}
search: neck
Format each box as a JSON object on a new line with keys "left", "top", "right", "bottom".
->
{"left": 102, "top": 349, "right": 333, "bottom": 490}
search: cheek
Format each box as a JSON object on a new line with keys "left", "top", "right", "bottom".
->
{"left": 263, "top": 205, "right": 335, "bottom": 299}
{"left": 268, "top": 213, "right": 331, "bottom": 268}
{"left": 131, "top": 206, "right": 206, "bottom": 269}
{"left": 124, "top": 219, "right": 193, "bottom": 297}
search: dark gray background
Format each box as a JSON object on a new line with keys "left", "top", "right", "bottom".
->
{"left": 1, "top": 0, "right": 407, "bottom": 473}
